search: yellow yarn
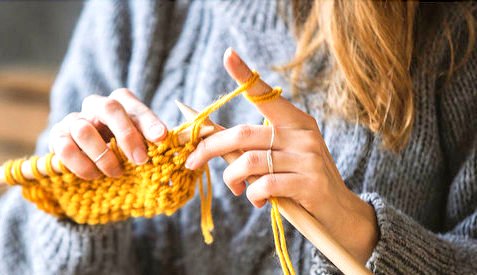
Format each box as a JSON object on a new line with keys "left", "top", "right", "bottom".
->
{"left": 243, "top": 86, "right": 282, "bottom": 103}
{"left": 3, "top": 70, "right": 295, "bottom": 274}
{"left": 263, "top": 116, "right": 295, "bottom": 275}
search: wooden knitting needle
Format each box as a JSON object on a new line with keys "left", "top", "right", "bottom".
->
{"left": 0, "top": 124, "right": 215, "bottom": 185}
{"left": 175, "top": 100, "right": 372, "bottom": 275}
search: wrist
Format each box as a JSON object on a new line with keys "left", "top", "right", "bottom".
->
{"left": 336, "top": 190, "right": 378, "bottom": 264}
{"left": 357, "top": 199, "right": 379, "bottom": 263}
{"left": 349, "top": 193, "right": 379, "bottom": 263}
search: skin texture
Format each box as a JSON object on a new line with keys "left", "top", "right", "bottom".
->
{"left": 49, "top": 47, "right": 378, "bottom": 264}
{"left": 49, "top": 88, "right": 168, "bottom": 180}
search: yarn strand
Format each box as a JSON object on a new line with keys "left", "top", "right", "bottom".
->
{"left": 262, "top": 115, "right": 296, "bottom": 275}
{"left": 2, "top": 70, "right": 295, "bottom": 275}
{"left": 199, "top": 164, "right": 214, "bottom": 244}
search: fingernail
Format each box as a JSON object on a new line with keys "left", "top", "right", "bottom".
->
{"left": 225, "top": 47, "right": 233, "bottom": 58}
{"left": 185, "top": 152, "right": 195, "bottom": 169}
{"left": 228, "top": 48, "right": 238, "bottom": 64}
{"left": 224, "top": 47, "right": 240, "bottom": 67}
{"left": 133, "top": 148, "right": 148, "bottom": 165}
{"left": 150, "top": 124, "right": 165, "bottom": 139}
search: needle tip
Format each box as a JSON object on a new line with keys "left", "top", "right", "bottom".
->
{"left": 175, "top": 100, "right": 199, "bottom": 121}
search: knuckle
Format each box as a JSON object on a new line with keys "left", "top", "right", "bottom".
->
{"left": 308, "top": 154, "right": 325, "bottom": 172}
{"left": 70, "top": 120, "right": 94, "bottom": 140}
{"left": 244, "top": 151, "right": 261, "bottom": 168}
{"left": 102, "top": 98, "right": 123, "bottom": 114}
{"left": 304, "top": 114, "right": 318, "bottom": 126}
{"left": 309, "top": 130, "right": 323, "bottom": 143}
{"left": 234, "top": 124, "right": 254, "bottom": 141}
{"left": 302, "top": 130, "right": 319, "bottom": 151}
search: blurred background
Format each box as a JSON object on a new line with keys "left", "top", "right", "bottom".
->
{"left": 0, "top": 2, "right": 83, "bottom": 192}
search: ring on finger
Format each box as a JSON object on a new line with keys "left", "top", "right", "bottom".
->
{"left": 93, "top": 147, "right": 110, "bottom": 163}
{"left": 267, "top": 149, "right": 274, "bottom": 175}
{"left": 269, "top": 124, "right": 275, "bottom": 150}
{"left": 267, "top": 124, "right": 275, "bottom": 174}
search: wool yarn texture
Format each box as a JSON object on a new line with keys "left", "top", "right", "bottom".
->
{"left": 3, "top": 71, "right": 294, "bottom": 274}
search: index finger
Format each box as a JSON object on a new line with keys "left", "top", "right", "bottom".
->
{"left": 223, "top": 48, "right": 316, "bottom": 129}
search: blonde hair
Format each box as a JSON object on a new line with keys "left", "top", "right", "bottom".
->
{"left": 283, "top": 1, "right": 475, "bottom": 152}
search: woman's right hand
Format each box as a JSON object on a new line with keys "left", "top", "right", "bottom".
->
{"left": 48, "top": 88, "right": 168, "bottom": 180}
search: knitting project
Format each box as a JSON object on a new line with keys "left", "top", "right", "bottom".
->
{"left": 3, "top": 71, "right": 295, "bottom": 274}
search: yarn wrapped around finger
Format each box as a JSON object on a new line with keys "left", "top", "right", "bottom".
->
{"left": 2, "top": 70, "right": 293, "bottom": 274}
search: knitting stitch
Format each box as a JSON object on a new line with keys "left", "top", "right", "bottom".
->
{"left": 2, "top": 2, "right": 475, "bottom": 274}
{"left": 3, "top": 71, "right": 261, "bottom": 233}
{"left": 2, "top": 71, "right": 295, "bottom": 274}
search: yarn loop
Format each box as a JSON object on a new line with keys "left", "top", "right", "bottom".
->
{"left": 3, "top": 71, "right": 295, "bottom": 274}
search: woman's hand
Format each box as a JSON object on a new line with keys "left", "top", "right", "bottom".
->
{"left": 48, "top": 88, "right": 168, "bottom": 180}
{"left": 185, "top": 48, "right": 378, "bottom": 263}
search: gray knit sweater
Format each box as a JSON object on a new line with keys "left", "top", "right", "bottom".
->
{"left": 0, "top": 1, "right": 476, "bottom": 274}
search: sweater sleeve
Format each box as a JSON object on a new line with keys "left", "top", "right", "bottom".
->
{"left": 310, "top": 18, "right": 477, "bottom": 275}
{"left": 0, "top": 1, "right": 179, "bottom": 274}
{"left": 358, "top": 21, "right": 477, "bottom": 274}
{"left": 364, "top": 46, "right": 477, "bottom": 275}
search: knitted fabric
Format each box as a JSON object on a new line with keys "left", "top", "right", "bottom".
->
{"left": 2, "top": 71, "right": 260, "bottom": 234}
{"left": 3, "top": 138, "right": 205, "bottom": 225}
{"left": 1, "top": 1, "right": 476, "bottom": 274}
{"left": 2, "top": 70, "right": 294, "bottom": 273}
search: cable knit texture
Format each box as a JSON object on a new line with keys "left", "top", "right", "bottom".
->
{"left": 0, "top": 1, "right": 475, "bottom": 274}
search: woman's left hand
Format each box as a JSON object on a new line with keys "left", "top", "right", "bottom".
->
{"left": 185, "top": 48, "right": 378, "bottom": 264}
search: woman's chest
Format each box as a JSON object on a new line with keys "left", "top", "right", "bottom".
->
{"left": 150, "top": 1, "right": 447, "bottom": 231}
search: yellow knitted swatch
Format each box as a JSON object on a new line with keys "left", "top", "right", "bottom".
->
{"left": 3, "top": 71, "right": 294, "bottom": 274}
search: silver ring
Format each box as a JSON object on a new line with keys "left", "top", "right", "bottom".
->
{"left": 267, "top": 149, "right": 274, "bottom": 174}
{"left": 93, "top": 147, "right": 110, "bottom": 163}
{"left": 269, "top": 125, "right": 275, "bottom": 150}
